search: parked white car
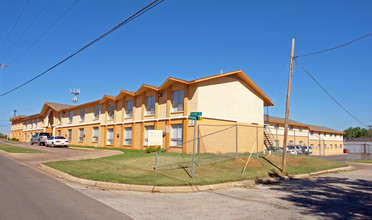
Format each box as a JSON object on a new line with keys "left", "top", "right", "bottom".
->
{"left": 45, "top": 136, "right": 69, "bottom": 147}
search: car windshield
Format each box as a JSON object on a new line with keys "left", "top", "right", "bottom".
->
{"left": 40, "top": 133, "right": 50, "bottom": 136}
{"left": 55, "top": 136, "right": 65, "bottom": 139}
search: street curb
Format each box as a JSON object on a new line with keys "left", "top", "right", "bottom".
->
{"left": 37, "top": 163, "right": 354, "bottom": 193}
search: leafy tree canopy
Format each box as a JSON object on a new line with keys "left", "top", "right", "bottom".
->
{"left": 343, "top": 127, "right": 370, "bottom": 138}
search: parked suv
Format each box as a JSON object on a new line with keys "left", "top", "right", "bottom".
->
{"left": 294, "top": 145, "right": 303, "bottom": 155}
{"left": 30, "top": 132, "right": 50, "bottom": 146}
{"left": 286, "top": 145, "right": 297, "bottom": 155}
{"left": 302, "top": 145, "right": 313, "bottom": 155}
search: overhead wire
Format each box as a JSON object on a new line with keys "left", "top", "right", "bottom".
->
{"left": 295, "top": 33, "right": 372, "bottom": 58}
{"left": 294, "top": 58, "right": 368, "bottom": 128}
{"left": 0, "top": 0, "right": 52, "bottom": 61}
{"left": 0, "top": 0, "right": 31, "bottom": 53}
{"left": 0, "top": 0, "right": 165, "bottom": 97}
{"left": 6, "top": 0, "right": 80, "bottom": 65}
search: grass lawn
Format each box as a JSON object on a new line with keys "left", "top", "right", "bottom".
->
{"left": 44, "top": 147, "right": 347, "bottom": 186}
{"left": 0, "top": 142, "right": 40, "bottom": 153}
{"left": 349, "top": 160, "right": 372, "bottom": 164}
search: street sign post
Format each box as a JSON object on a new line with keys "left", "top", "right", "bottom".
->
{"left": 189, "top": 112, "right": 202, "bottom": 178}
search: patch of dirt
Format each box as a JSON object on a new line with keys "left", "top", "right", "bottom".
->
{"left": 265, "top": 154, "right": 303, "bottom": 166}
{"left": 235, "top": 157, "right": 262, "bottom": 168}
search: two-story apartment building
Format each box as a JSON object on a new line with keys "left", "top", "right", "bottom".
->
{"left": 265, "top": 115, "right": 344, "bottom": 155}
{"left": 10, "top": 70, "right": 274, "bottom": 154}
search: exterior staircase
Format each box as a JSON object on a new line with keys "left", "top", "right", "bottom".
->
{"left": 264, "top": 125, "right": 275, "bottom": 150}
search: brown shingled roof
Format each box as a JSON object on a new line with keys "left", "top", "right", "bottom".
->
{"left": 46, "top": 102, "right": 73, "bottom": 111}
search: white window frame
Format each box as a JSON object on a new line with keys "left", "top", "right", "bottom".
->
{"left": 35, "top": 119, "right": 39, "bottom": 128}
{"left": 299, "top": 141, "right": 303, "bottom": 146}
{"left": 107, "top": 128, "right": 114, "bottom": 145}
{"left": 171, "top": 124, "right": 183, "bottom": 147}
{"left": 171, "top": 90, "right": 184, "bottom": 112}
{"left": 125, "top": 100, "right": 133, "bottom": 118}
{"left": 144, "top": 126, "right": 154, "bottom": 145}
{"left": 69, "top": 111, "right": 73, "bottom": 123}
{"left": 68, "top": 129, "right": 72, "bottom": 141}
{"left": 299, "top": 127, "right": 302, "bottom": 132}
{"left": 289, "top": 141, "right": 293, "bottom": 145}
{"left": 274, "top": 124, "right": 279, "bottom": 129}
{"left": 94, "top": 105, "right": 100, "bottom": 120}
{"left": 79, "top": 128, "right": 84, "bottom": 142}
{"left": 92, "top": 127, "right": 99, "bottom": 142}
{"left": 80, "top": 108, "right": 85, "bottom": 122}
{"left": 274, "top": 140, "right": 279, "bottom": 146}
{"left": 289, "top": 125, "right": 293, "bottom": 130}
{"left": 124, "top": 127, "right": 132, "bottom": 145}
{"left": 145, "top": 95, "right": 155, "bottom": 115}
{"left": 108, "top": 104, "right": 115, "bottom": 120}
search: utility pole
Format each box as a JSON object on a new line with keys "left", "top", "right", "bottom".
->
{"left": 282, "top": 38, "right": 295, "bottom": 175}
{"left": 14, "top": 109, "right": 17, "bottom": 117}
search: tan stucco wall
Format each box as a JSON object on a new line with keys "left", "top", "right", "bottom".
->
{"left": 196, "top": 75, "right": 264, "bottom": 124}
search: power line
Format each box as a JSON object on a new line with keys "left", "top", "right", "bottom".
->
{"left": 0, "top": 0, "right": 31, "bottom": 53}
{"left": 6, "top": 0, "right": 79, "bottom": 65}
{"left": 295, "top": 33, "right": 372, "bottom": 58}
{"left": 0, "top": 0, "right": 164, "bottom": 97}
{"left": 0, "top": 0, "right": 52, "bottom": 61}
{"left": 294, "top": 58, "right": 368, "bottom": 128}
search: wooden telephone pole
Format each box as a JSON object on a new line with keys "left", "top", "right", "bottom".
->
{"left": 282, "top": 38, "right": 295, "bottom": 175}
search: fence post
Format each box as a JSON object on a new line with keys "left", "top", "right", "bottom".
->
{"left": 154, "top": 151, "right": 158, "bottom": 170}
{"left": 197, "top": 124, "right": 200, "bottom": 166}
{"left": 256, "top": 126, "right": 259, "bottom": 158}
{"left": 236, "top": 124, "right": 238, "bottom": 159}
{"left": 192, "top": 121, "right": 197, "bottom": 178}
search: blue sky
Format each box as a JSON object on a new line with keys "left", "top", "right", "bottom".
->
{"left": 0, "top": 0, "right": 371, "bottom": 134}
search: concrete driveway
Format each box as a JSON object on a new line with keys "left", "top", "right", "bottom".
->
{"left": 0, "top": 139, "right": 122, "bottom": 168}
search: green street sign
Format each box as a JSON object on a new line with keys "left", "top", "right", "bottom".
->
{"left": 190, "top": 112, "right": 202, "bottom": 117}
{"left": 188, "top": 116, "right": 198, "bottom": 120}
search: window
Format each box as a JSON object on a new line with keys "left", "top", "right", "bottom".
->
{"left": 125, "top": 100, "right": 133, "bottom": 118}
{"left": 324, "top": 144, "right": 327, "bottom": 149}
{"left": 94, "top": 105, "right": 100, "bottom": 119}
{"left": 330, "top": 133, "right": 333, "bottom": 137}
{"left": 289, "top": 125, "right": 293, "bottom": 130}
{"left": 310, "top": 144, "right": 314, "bottom": 148}
{"left": 58, "top": 113, "right": 62, "bottom": 124}
{"left": 317, "top": 144, "right": 320, "bottom": 150}
{"left": 172, "top": 90, "right": 184, "bottom": 112}
{"left": 335, "top": 144, "right": 337, "bottom": 149}
{"left": 299, "top": 127, "right": 303, "bottom": 132}
{"left": 146, "top": 95, "right": 155, "bottom": 115}
{"left": 80, "top": 108, "right": 85, "bottom": 121}
{"left": 68, "top": 129, "right": 72, "bottom": 141}
{"left": 289, "top": 141, "right": 293, "bottom": 145}
{"left": 92, "top": 127, "right": 99, "bottom": 142}
{"left": 274, "top": 140, "right": 279, "bottom": 146}
{"left": 318, "top": 132, "right": 320, "bottom": 135}
{"left": 32, "top": 120, "right": 35, "bottom": 129}
{"left": 310, "top": 131, "right": 313, "bottom": 135}
{"left": 171, "top": 124, "right": 183, "bottom": 146}
{"left": 124, "top": 127, "right": 132, "bottom": 145}
{"left": 274, "top": 124, "right": 279, "bottom": 129}
{"left": 69, "top": 111, "right": 73, "bottom": 123}
{"left": 79, "top": 128, "right": 84, "bottom": 142}
{"left": 299, "top": 141, "right": 303, "bottom": 146}
{"left": 330, "top": 144, "right": 333, "bottom": 149}
{"left": 340, "top": 144, "right": 343, "bottom": 149}
{"left": 107, "top": 129, "right": 113, "bottom": 145}
{"left": 108, "top": 104, "right": 115, "bottom": 120}
{"left": 144, "top": 126, "right": 154, "bottom": 145}
{"left": 36, "top": 119, "right": 39, "bottom": 128}
{"left": 58, "top": 130, "right": 61, "bottom": 136}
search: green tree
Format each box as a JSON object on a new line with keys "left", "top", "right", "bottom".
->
{"left": 343, "top": 127, "right": 370, "bottom": 138}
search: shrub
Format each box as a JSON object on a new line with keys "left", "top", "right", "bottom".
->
{"left": 145, "top": 146, "right": 162, "bottom": 153}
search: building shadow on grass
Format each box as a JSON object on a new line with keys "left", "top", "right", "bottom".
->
{"left": 270, "top": 176, "right": 372, "bottom": 219}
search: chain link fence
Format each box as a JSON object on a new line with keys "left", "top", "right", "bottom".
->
{"left": 154, "top": 123, "right": 264, "bottom": 177}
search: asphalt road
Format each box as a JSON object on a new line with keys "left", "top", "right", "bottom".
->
{"left": 0, "top": 155, "right": 132, "bottom": 220}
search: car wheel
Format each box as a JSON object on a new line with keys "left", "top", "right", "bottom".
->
{"left": 38, "top": 141, "right": 41, "bottom": 146}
